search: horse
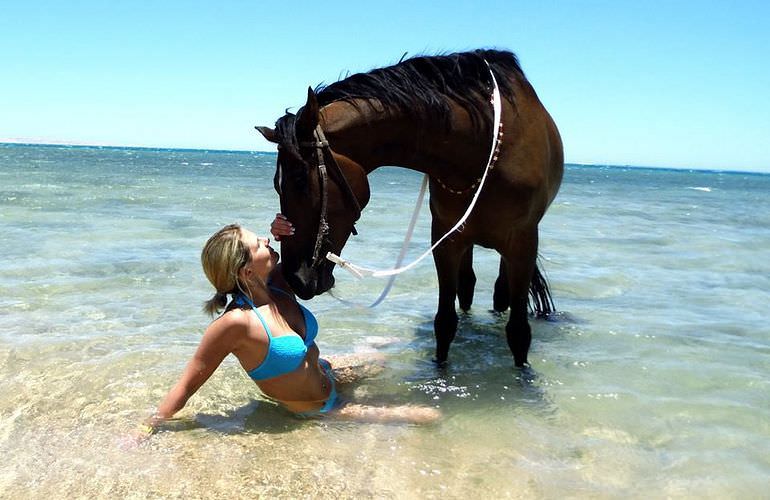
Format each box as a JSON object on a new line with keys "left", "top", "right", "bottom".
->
{"left": 256, "top": 49, "right": 563, "bottom": 367}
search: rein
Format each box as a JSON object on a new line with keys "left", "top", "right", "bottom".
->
{"left": 299, "top": 126, "right": 362, "bottom": 267}
{"left": 325, "top": 60, "right": 504, "bottom": 286}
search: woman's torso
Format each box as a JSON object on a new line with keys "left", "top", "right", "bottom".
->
{"left": 224, "top": 290, "right": 330, "bottom": 413}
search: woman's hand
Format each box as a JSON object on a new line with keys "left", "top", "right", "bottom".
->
{"left": 270, "top": 213, "right": 294, "bottom": 241}
{"left": 117, "top": 417, "right": 160, "bottom": 449}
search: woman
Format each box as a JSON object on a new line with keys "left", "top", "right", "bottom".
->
{"left": 143, "top": 221, "right": 439, "bottom": 433}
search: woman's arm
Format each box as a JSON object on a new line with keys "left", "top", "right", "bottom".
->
{"left": 150, "top": 318, "right": 241, "bottom": 424}
{"left": 268, "top": 214, "right": 296, "bottom": 295}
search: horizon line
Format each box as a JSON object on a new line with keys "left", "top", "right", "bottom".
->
{"left": 1, "top": 139, "right": 767, "bottom": 176}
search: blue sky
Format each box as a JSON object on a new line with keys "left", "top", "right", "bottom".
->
{"left": 1, "top": 1, "right": 768, "bottom": 172}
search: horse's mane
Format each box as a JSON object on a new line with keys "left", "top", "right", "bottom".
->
{"left": 317, "top": 49, "right": 526, "bottom": 130}
{"left": 273, "top": 49, "right": 527, "bottom": 158}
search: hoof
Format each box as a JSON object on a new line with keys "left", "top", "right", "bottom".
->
{"left": 514, "top": 358, "right": 530, "bottom": 369}
{"left": 514, "top": 364, "right": 536, "bottom": 385}
{"left": 431, "top": 357, "right": 449, "bottom": 368}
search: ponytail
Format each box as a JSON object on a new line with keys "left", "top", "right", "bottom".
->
{"left": 203, "top": 291, "right": 229, "bottom": 316}
{"left": 201, "top": 224, "right": 246, "bottom": 316}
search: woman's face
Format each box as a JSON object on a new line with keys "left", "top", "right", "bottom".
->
{"left": 240, "top": 229, "right": 278, "bottom": 281}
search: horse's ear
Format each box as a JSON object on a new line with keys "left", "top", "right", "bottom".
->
{"left": 255, "top": 126, "right": 278, "bottom": 144}
{"left": 296, "top": 86, "right": 319, "bottom": 134}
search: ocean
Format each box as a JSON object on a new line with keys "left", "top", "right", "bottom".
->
{"left": 1, "top": 143, "right": 768, "bottom": 498}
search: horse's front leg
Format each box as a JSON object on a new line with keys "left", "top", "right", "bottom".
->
{"left": 432, "top": 233, "right": 468, "bottom": 365}
{"left": 502, "top": 228, "right": 539, "bottom": 367}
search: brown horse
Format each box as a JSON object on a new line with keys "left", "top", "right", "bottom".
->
{"left": 257, "top": 49, "right": 563, "bottom": 367}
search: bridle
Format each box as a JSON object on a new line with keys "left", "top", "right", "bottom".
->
{"left": 294, "top": 125, "right": 362, "bottom": 268}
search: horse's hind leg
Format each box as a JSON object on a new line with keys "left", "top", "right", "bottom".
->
{"left": 502, "top": 229, "right": 539, "bottom": 367}
{"left": 507, "top": 293, "right": 532, "bottom": 367}
{"left": 457, "top": 246, "right": 476, "bottom": 312}
{"left": 493, "top": 258, "right": 509, "bottom": 312}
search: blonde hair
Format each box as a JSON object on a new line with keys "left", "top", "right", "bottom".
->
{"left": 200, "top": 224, "right": 266, "bottom": 316}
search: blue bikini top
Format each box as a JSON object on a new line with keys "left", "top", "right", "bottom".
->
{"left": 231, "top": 289, "right": 318, "bottom": 381}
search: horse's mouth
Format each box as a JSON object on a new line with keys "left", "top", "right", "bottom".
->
{"left": 287, "top": 262, "right": 335, "bottom": 300}
{"left": 315, "top": 271, "right": 335, "bottom": 296}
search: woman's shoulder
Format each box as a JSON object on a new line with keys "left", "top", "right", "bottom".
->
{"left": 198, "top": 308, "right": 263, "bottom": 356}
{"left": 208, "top": 307, "right": 255, "bottom": 337}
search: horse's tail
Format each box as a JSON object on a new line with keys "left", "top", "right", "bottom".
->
{"left": 529, "top": 263, "right": 555, "bottom": 318}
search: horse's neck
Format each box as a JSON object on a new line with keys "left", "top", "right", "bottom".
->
{"left": 320, "top": 100, "right": 484, "bottom": 176}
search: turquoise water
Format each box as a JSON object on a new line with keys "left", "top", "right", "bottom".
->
{"left": 1, "top": 144, "right": 768, "bottom": 497}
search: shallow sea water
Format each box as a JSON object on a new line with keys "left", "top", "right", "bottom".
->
{"left": 0, "top": 144, "right": 768, "bottom": 498}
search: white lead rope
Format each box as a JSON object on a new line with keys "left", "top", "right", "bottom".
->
{"left": 328, "top": 174, "right": 428, "bottom": 308}
{"left": 327, "top": 173, "right": 428, "bottom": 281}
{"left": 325, "top": 60, "right": 503, "bottom": 305}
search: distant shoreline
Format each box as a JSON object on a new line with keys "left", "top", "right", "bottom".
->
{"left": 0, "top": 140, "right": 270, "bottom": 156}
{"left": 2, "top": 141, "right": 766, "bottom": 176}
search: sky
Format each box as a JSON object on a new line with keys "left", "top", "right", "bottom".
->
{"left": 1, "top": 1, "right": 768, "bottom": 172}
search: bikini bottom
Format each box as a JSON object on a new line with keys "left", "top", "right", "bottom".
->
{"left": 294, "top": 358, "right": 342, "bottom": 418}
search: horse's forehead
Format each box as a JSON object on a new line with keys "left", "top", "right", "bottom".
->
{"left": 275, "top": 148, "right": 310, "bottom": 196}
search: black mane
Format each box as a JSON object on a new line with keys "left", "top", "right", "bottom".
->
{"left": 317, "top": 49, "right": 526, "bottom": 130}
{"left": 273, "top": 49, "right": 527, "bottom": 156}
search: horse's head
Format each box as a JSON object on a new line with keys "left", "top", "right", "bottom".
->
{"left": 257, "top": 88, "right": 370, "bottom": 299}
